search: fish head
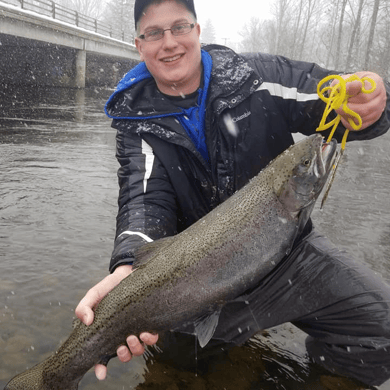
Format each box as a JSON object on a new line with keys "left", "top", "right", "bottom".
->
{"left": 272, "top": 134, "right": 337, "bottom": 213}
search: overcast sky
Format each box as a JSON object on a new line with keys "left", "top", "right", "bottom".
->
{"left": 194, "top": 0, "right": 273, "bottom": 44}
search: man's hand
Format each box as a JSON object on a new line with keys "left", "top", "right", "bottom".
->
{"left": 75, "top": 264, "right": 159, "bottom": 381}
{"left": 331, "top": 71, "right": 386, "bottom": 131}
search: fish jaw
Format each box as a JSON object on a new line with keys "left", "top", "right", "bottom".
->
{"left": 321, "top": 138, "right": 338, "bottom": 174}
{"left": 274, "top": 134, "right": 337, "bottom": 213}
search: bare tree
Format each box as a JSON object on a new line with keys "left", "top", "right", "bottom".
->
{"left": 57, "top": 0, "right": 106, "bottom": 19}
{"left": 290, "top": 0, "right": 304, "bottom": 59}
{"left": 335, "top": 0, "right": 348, "bottom": 69}
{"left": 272, "top": 0, "right": 292, "bottom": 54}
{"left": 237, "top": 0, "right": 389, "bottom": 74}
{"left": 345, "top": 0, "right": 365, "bottom": 70}
{"left": 374, "top": 1, "right": 390, "bottom": 77}
{"left": 72, "top": 0, "right": 105, "bottom": 19}
{"left": 282, "top": 0, "right": 321, "bottom": 60}
{"left": 365, "top": 0, "right": 381, "bottom": 69}
{"left": 101, "top": 0, "right": 135, "bottom": 41}
{"left": 320, "top": 2, "right": 340, "bottom": 68}
{"left": 239, "top": 17, "right": 266, "bottom": 52}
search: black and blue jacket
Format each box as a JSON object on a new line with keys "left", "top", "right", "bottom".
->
{"left": 105, "top": 44, "right": 390, "bottom": 272}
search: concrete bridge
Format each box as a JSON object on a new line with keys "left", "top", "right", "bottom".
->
{"left": 0, "top": 1, "right": 140, "bottom": 88}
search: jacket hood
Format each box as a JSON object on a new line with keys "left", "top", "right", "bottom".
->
{"left": 105, "top": 50, "right": 212, "bottom": 120}
{"left": 113, "top": 62, "right": 152, "bottom": 97}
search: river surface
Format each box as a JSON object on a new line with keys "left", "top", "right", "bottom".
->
{"left": 1, "top": 86, "right": 390, "bottom": 389}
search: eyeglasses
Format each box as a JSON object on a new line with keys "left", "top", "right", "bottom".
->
{"left": 138, "top": 23, "right": 195, "bottom": 42}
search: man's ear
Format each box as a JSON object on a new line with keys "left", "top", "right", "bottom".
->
{"left": 135, "top": 38, "right": 144, "bottom": 61}
{"left": 195, "top": 23, "right": 201, "bottom": 38}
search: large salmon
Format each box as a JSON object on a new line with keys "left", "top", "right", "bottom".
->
{"left": 4, "top": 134, "right": 337, "bottom": 390}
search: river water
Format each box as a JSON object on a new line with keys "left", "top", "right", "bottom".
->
{"left": 1, "top": 86, "right": 390, "bottom": 389}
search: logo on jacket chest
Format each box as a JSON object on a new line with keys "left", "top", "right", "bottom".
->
{"left": 232, "top": 110, "right": 252, "bottom": 123}
{"left": 223, "top": 111, "right": 252, "bottom": 138}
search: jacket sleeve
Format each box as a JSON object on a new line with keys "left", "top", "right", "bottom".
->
{"left": 245, "top": 52, "right": 390, "bottom": 142}
{"left": 109, "top": 121, "right": 178, "bottom": 272}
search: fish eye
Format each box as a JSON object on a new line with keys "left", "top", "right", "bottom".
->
{"left": 303, "top": 159, "right": 311, "bottom": 166}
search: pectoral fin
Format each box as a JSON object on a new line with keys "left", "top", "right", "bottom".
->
{"left": 295, "top": 202, "right": 315, "bottom": 242}
{"left": 194, "top": 309, "right": 221, "bottom": 348}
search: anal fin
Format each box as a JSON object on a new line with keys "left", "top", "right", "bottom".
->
{"left": 98, "top": 352, "right": 117, "bottom": 367}
{"left": 194, "top": 310, "right": 221, "bottom": 348}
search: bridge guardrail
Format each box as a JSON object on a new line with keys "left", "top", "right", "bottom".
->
{"left": 1, "top": 0, "right": 134, "bottom": 43}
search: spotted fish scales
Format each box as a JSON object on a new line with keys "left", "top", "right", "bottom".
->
{"left": 4, "top": 134, "right": 337, "bottom": 389}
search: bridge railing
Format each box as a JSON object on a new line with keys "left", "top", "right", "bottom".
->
{"left": 1, "top": 0, "right": 134, "bottom": 43}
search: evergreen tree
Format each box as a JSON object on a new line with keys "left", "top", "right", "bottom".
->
{"left": 201, "top": 19, "right": 217, "bottom": 44}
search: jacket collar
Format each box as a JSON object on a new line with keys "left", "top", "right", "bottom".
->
{"left": 105, "top": 50, "right": 212, "bottom": 120}
{"left": 105, "top": 45, "right": 259, "bottom": 120}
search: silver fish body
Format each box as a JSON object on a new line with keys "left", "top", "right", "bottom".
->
{"left": 4, "top": 134, "right": 337, "bottom": 390}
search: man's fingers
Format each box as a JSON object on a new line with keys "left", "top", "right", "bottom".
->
{"left": 75, "top": 290, "right": 98, "bottom": 326}
{"left": 331, "top": 72, "right": 386, "bottom": 131}
{"left": 75, "top": 265, "right": 134, "bottom": 326}
{"left": 140, "top": 332, "right": 159, "bottom": 345}
{"left": 345, "top": 80, "right": 363, "bottom": 97}
{"left": 127, "top": 335, "right": 145, "bottom": 356}
{"left": 95, "top": 364, "right": 107, "bottom": 381}
{"left": 75, "top": 265, "right": 139, "bottom": 380}
{"left": 337, "top": 92, "right": 386, "bottom": 130}
{"left": 97, "top": 332, "right": 159, "bottom": 380}
{"left": 115, "top": 333, "right": 159, "bottom": 364}
{"left": 117, "top": 345, "right": 132, "bottom": 362}
{"left": 75, "top": 282, "right": 108, "bottom": 325}
{"left": 75, "top": 305, "right": 94, "bottom": 326}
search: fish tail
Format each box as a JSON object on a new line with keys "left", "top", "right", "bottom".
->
{"left": 4, "top": 360, "right": 80, "bottom": 390}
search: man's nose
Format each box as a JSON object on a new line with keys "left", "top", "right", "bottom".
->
{"left": 161, "top": 30, "right": 179, "bottom": 48}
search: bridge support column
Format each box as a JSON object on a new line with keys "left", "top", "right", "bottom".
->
{"left": 74, "top": 49, "right": 86, "bottom": 88}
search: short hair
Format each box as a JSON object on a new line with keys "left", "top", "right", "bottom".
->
{"left": 135, "top": 0, "right": 197, "bottom": 33}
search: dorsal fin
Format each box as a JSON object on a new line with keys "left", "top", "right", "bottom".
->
{"left": 133, "top": 236, "right": 176, "bottom": 268}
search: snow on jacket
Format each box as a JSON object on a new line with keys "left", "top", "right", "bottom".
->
{"left": 105, "top": 44, "right": 390, "bottom": 272}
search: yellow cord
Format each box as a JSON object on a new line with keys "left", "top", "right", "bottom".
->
{"left": 316, "top": 74, "right": 376, "bottom": 149}
{"left": 316, "top": 75, "right": 376, "bottom": 209}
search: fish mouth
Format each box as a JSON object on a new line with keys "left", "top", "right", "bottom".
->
{"left": 320, "top": 138, "right": 338, "bottom": 175}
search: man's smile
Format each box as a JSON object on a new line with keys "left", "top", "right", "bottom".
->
{"left": 161, "top": 54, "right": 184, "bottom": 63}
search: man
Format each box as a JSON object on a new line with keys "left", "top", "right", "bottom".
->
{"left": 76, "top": 0, "right": 390, "bottom": 386}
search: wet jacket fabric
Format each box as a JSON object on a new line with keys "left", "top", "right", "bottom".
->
{"left": 105, "top": 44, "right": 390, "bottom": 273}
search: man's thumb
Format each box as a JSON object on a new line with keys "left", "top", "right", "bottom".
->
{"left": 75, "top": 301, "right": 95, "bottom": 325}
{"left": 346, "top": 80, "right": 363, "bottom": 97}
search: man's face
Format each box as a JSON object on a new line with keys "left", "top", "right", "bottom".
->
{"left": 135, "top": 1, "right": 202, "bottom": 96}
